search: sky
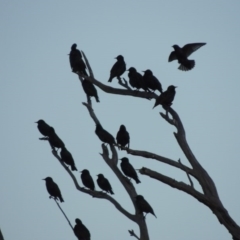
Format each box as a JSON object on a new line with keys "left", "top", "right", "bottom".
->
{"left": 1, "top": 1, "right": 240, "bottom": 239}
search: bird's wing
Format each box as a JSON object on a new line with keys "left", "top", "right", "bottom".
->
{"left": 182, "top": 43, "right": 206, "bottom": 57}
{"left": 168, "top": 51, "right": 177, "bottom": 62}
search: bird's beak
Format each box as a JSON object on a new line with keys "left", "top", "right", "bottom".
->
{"left": 42, "top": 178, "right": 46, "bottom": 180}
{"left": 35, "top": 121, "right": 38, "bottom": 123}
{"left": 174, "top": 86, "right": 177, "bottom": 88}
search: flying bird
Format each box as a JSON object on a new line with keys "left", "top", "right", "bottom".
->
{"left": 60, "top": 146, "right": 77, "bottom": 171}
{"left": 69, "top": 43, "right": 88, "bottom": 75}
{"left": 168, "top": 43, "right": 206, "bottom": 71}
{"left": 97, "top": 174, "right": 114, "bottom": 194}
{"left": 81, "top": 169, "right": 95, "bottom": 191}
{"left": 116, "top": 125, "right": 130, "bottom": 150}
{"left": 153, "top": 85, "right": 177, "bottom": 109}
{"left": 108, "top": 55, "right": 126, "bottom": 82}
{"left": 142, "top": 70, "right": 162, "bottom": 93}
{"left": 35, "top": 119, "right": 52, "bottom": 137}
{"left": 95, "top": 124, "right": 116, "bottom": 145}
{"left": 82, "top": 79, "right": 100, "bottom": 102}
{"left": 120, "top": 157, "right": 140, "bottom": 184}
{"left": 73, "top": 218, "right": 91, "bottom": 240}
{"left": 47, "top": 127, "right": 65, "bottom": 150}
{"left": 135, "top": 195, "right": 156, "bottom": 218}
{"left": 43, "top": 177, "right": 64, "bottom": 202}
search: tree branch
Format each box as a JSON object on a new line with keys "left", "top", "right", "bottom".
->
{"left": 128, "top": 230, "right": 140, "bottom": 240}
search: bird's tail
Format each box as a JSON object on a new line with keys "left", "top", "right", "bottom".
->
{"left": 110, "top": 189, "right": 114, "bottom": 195}
{"left": 136, "top": 179, "right": 141, "bottom": 184}
{"left": 71, "top": 165, "right": 77, "bottom": 171}
{"left": 60, "top": 196, "right": 64, "bottom": 202}
{"left": 108, "top": 77, "right": 112, "bottom": 82}
{"left": 178, "top": 60, "right": 195, "bottom": 71}
{"left": 95, "top": 96, "right": 100, "bottom": 103}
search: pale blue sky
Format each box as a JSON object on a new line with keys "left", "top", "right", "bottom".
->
{"left": 1, "top": 1, "right": 240, "bottom": 239}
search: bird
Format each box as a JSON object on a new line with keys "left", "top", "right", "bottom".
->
{"left": 97, "top": 174, "right": 114, "bottom": 194}
{"left": 108, "top": 55, "right": 126, "bottom": 82}
{"left": 128, "top": 67, "right": 147, "bottom": 91}
{"left": 135, "top": 195, "right": 156, "bottom": 218}
{"left": 73, "top": 218, "right": 91, "bottom": 240}
{"left": 43, "top": 177, "right": 64, "bottom": 202}
{"left": 116, "top": 125, "right": 130, "bottom": 150}
{"left": 153, "top": 85, "right": 177, "bottom": 109}
{"left": 35, "top": 119, "right": 52, "bottom": 137}
{"left": 69, "top": 43, "right": 88, "bottom": 76}
{"left": 120, "top": 157, "right": 140, "bottom": 184}
{"left": 82, "top": 79, "right": 100, "bottom": 102}
{"left": 81, "top": 169, "right": 95, "bottom": 191}
{"left": 60, "top": 146, "right": 77, "bottom": 171}
{"left": 47, "top": 127, "right": 65, "bottom": 150}
{"left": 142, "top": 70, "right": 162, "bottom": 93}
{"left": 95, "top": 124, "right": 116, "bottom": 145}
{"left": 168, "top": 43, "right": 206, "bottom": 71}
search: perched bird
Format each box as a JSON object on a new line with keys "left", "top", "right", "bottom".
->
{"left": 95, "top": 124, "right": 116, "bottom": 145}
{"left": 108, "top": 55, "right": 126, "bottom": 82}
{"left": 43, "top": 177, "right": 64, "bottom": 202}
{"left": 82, "top": 79, "right": 100, "bottom": 102}
{"left": 116, "top": 125, "right": 130, "bottom": 150}
{"left": 120, "top": 157, "right": 140, "bottom": 184}
{"left": 153, "top": 85, "right": 177, "bottom": 109}
{"left": 74, "top": 218, "right": 91, "bottom": 240}
{"left": 81, "top": 169, "right": 95, "bottom": 191}
{"left": 35, "top": 119, "right": 52, "bottom": 137}
{"left": 48, "top": 127, "right": 65, "bottom": 150}
{"left": 60, "top": 146, "right": 77, "bottom": 171}
{"left": 128, "top": 67, "right": 148, "bottom": 91}
{"left": 97, "top": 174, "right": 114, "bottom": 194}
{"left": 168, "top": 43, "right": 206, "bottom": 71}
{"left": 135, "top": 195, "right": 156, "bottom": 218}
{"left": 142, "top": 70, "right": 162, "bottom": 93}
{"left": 69, "top": 43, "right": 88, "bottom": 75}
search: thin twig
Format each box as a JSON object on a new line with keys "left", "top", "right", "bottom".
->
{"left": 81, "top": 51, "right": 94, "bottom": 78}
{"left": 54, "top": 199, "right": 74, "bottom": 231}
{"left": 178, "top": 159, "right": 194, "bottom": 188}
{"left": 128, "top": 230, "right": 140, "bottom": 240}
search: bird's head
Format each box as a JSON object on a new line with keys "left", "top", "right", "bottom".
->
{"left": 42, "top": 177, "right": 52, "bottom": 182}
{"left": 97, "top": 174, "right": 104, "bottom": 178}
{"left": 71, "top": 43, "right": 77, "bottom": 50}
{"left": 119, "top": 125, "right": 126, "bottom": 131}
{"left": 75, "top": 218, "right": 82, "bottom": 224}
{"left": 168, "top": 85, "right": 177, "bottom": 91}
{"left": 120, "top": 157, "right": 129, "bottom": 162}
{"left": 172, "top": 45, "right": 179, "bottom": 50}
{"left": 115, "top": 55, "right": 124, "bottom": 61}
{"left": 142, "top": 69, "right": 152, "bottom": 75}
{"left": 127, "top": 67, "right": 136, "bottom": 72}
{"left": 135, "top": 195, "right": 144, "bottom": 200}
{"left": 35, "top": 119, "right": 45, "bottom": 124}
{"left": 81, "top": 169, "right": 89, "bottom": 174}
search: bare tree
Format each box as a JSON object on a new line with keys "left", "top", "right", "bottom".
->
{"left": 41, "top": 51, "right": 240, "bottom": 240}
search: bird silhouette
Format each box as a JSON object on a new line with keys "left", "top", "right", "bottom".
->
{"left": 108, "top": 55, "right": 126, "bottom": 82}
{"left": 69, "top": 43, "right": 88, "bottom": 75}
{"left": 120, "top": 157, "right": 140, "bottom": 184}
{"left": 95, "top": 124, "right": 116, "bottom": 145}
{"left": 82, "top": 79, "right": 100, "bottom": 102}
{"left": 43, "top": 177, "right": 64, "bottom": 202}
{"left": 81, "top": 169, "right": 95, "bottom": 191}
{"left": 135, "top": 195, "right": 156, "bottom": 218}
{"left": 60, "top": 146, "right": 77, "bottom": 171}
{"left": 47, "top": 127, "right": 65, "bottom": 150}
{"left": 97, "top": 174, "right": 114, "bottom": 194}
{"left": 128, "top": 67, "right": 148, "bottom": 91}
{"left": 116, "top": 125, "right": 130, "bottom": 150}
{"left": 142, "top": 70, "right": 162, "bottom": 93}
{"left": 35, "top": 119, "right": 52, "bottom": 137}
{"left": 73, "top": 218, "right": 91, "bottom": 240}
{"left": 168, "top": 43, "right": 206, "bottom": 71}
{"left": 153, "top": 85, "right": 177, "bottom": 109}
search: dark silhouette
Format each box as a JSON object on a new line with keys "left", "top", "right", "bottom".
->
{"left": 97, "top": 174, "right": 114, "bottom": 194}
{"left": 60, "top": 146, "right": 77, "bottom": 171}
{"left": 120, "top": 157, "right": 140, "bottom": 184}
{"left": 108, "top": 55, "right": 126, "bottom": 82}
{"left": 168, "top": 43, "right": 206, "bottom": 71}
{"left": 48, "top": 127, "right": 65, "bottom": 150}
{"left": 81, "top": 169, "right": 95, "bottom": 191}
{"left": 128, "top": 67, "right": 148, "bottom": 91}
{"left": 95, "top": 124, "right": 116, "bottom": 145}
{"left": 142, "top": 70, "right": 162, "bottom": 93}
{"left": 116, "top": 125, "right": 130, "bottom": 150}
{"left": 153, "top": 85, "right": 177, "bottom": 109}
{"left": 82, "top": 79, "right": 99, "bottom": 102}
{"left": 69, "top": 43, "right": 88, "bottom": 76}
{"left": 135, "top": 195, "right": 156, "bottom": 218}
{"left": 35, "top": 119, "right": 52, "bottom": 137}
{"left": 43, "top": 177, "right": 64, "bottom": 202}
{"left": 73, "top": 218, "right": 91, "bottom": 240}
